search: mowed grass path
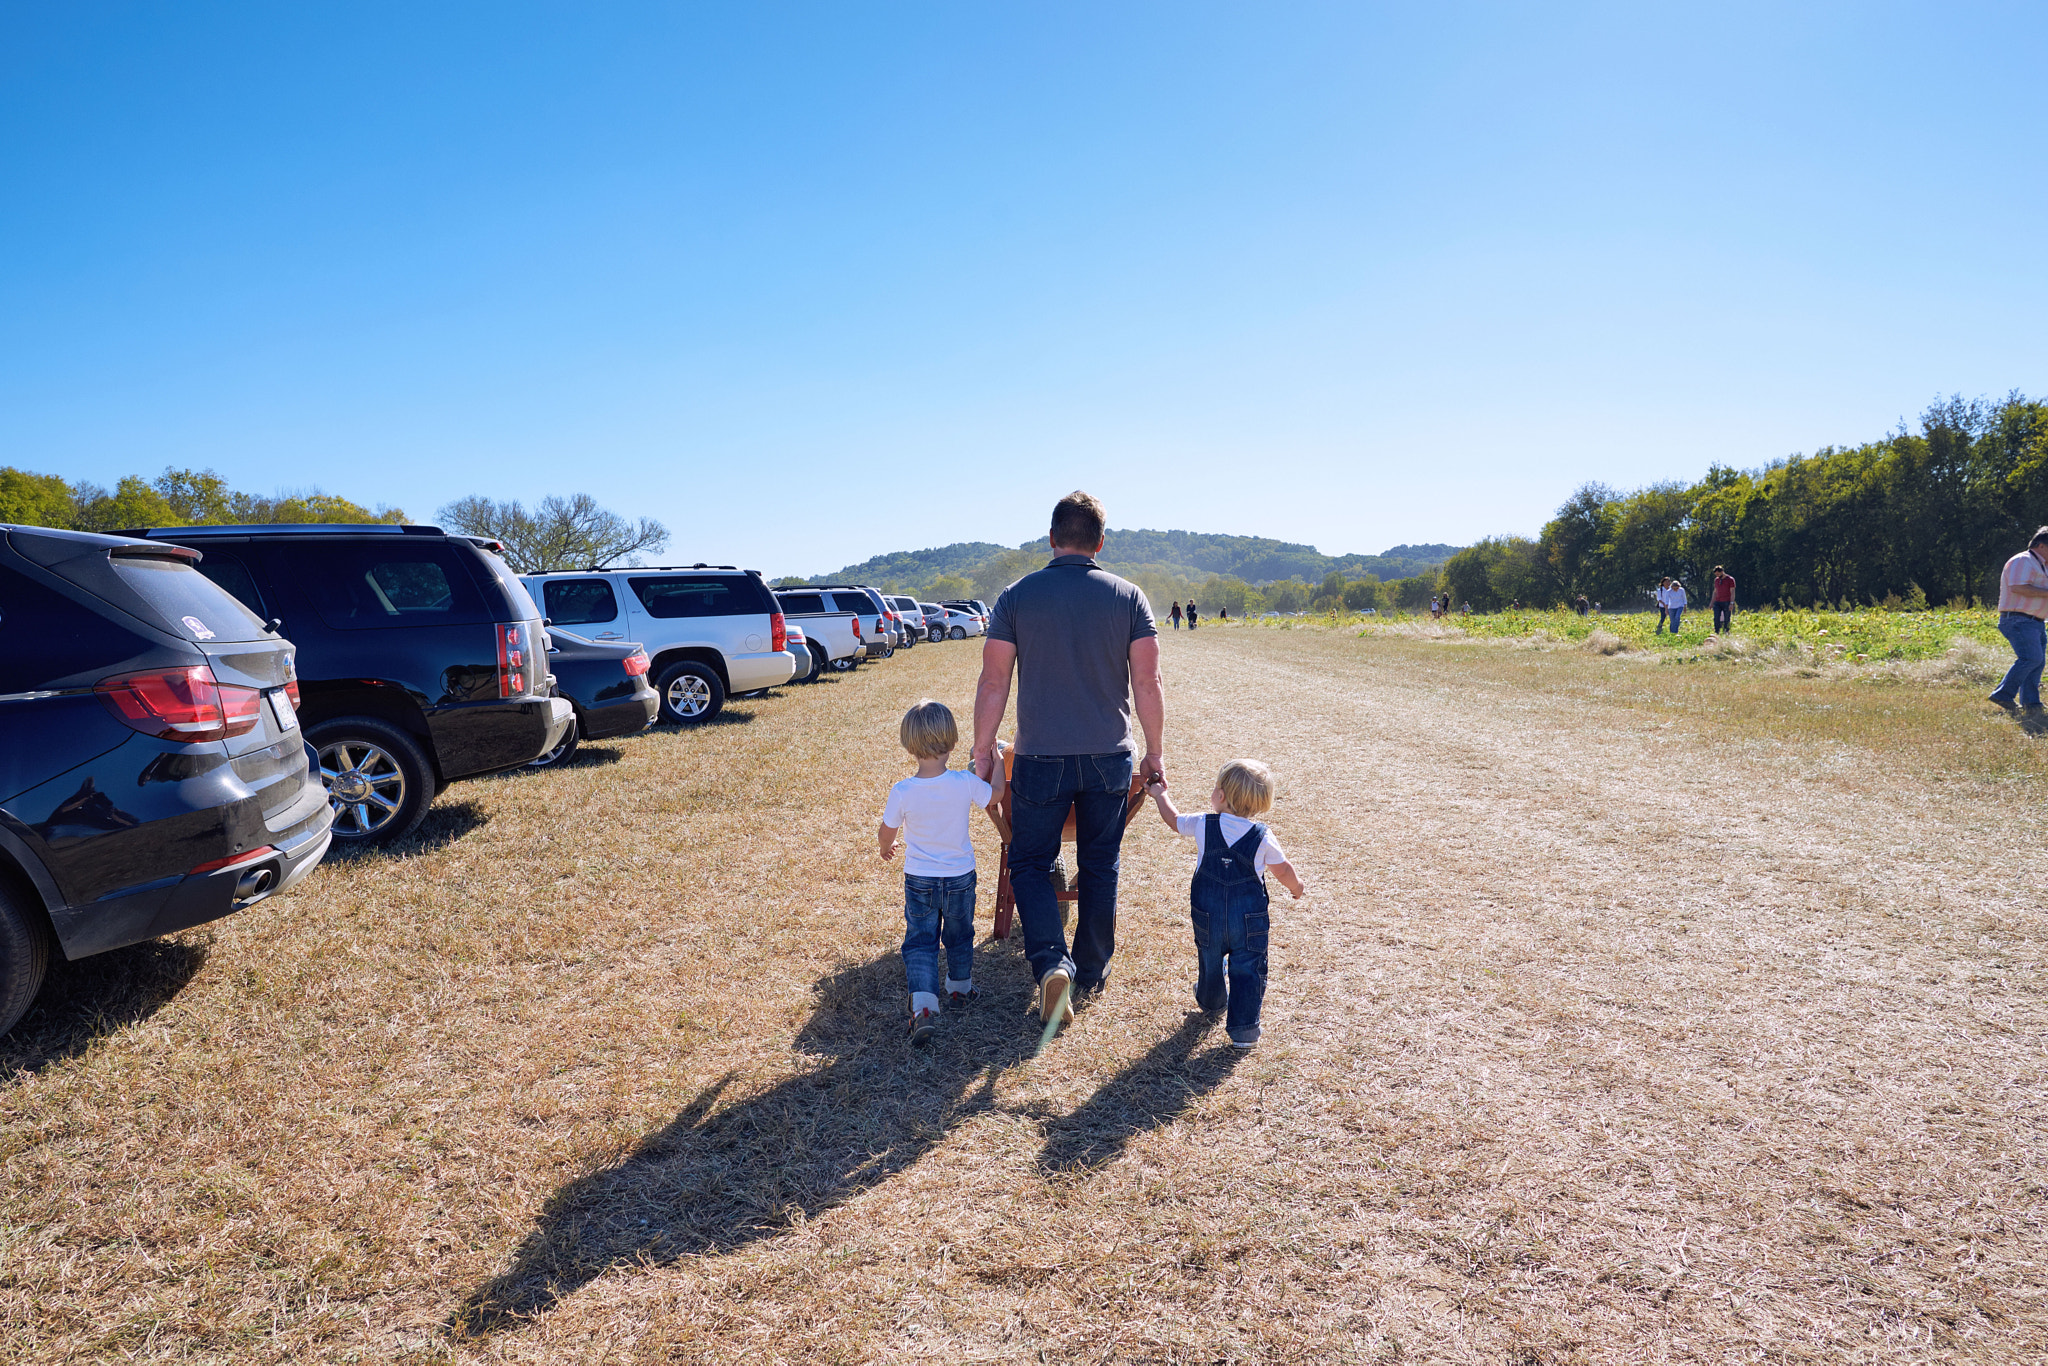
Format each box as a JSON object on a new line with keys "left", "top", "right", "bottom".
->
{"left": 3, "top": 628, "right": 2043, "bottom": 1362}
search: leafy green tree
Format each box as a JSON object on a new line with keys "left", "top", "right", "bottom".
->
{"left": 1342, "top": 575, "right": 1380, "bottom": 610}
{"left": 924, "top": 573, "right": 974, "bottom": 601}
{"left": 0, "top": 468, "right": 77, "bottom": 528}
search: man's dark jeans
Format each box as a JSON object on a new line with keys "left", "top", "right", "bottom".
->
{"left": 1008, "top": 752, "right": 1133, "bottom": 987}
{"left": 1993, "top": 612, "right": 2046, "bottom": 707}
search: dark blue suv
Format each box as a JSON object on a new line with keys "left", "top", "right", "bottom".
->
{"left": 132, "top": 524, "right": 573, "bottom": 847}
{"left": 0, "top": 524, "right": 334, "bottom": 1036}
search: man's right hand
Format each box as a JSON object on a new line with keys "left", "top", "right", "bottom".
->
{"left": 1140, "top": 751, "right": 1165, "bottom": 787}
{"left": 972, "top": 746, "right": 995, "bottom": 781}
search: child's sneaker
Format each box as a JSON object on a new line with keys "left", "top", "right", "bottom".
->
{"left": 947, "top": 988, "right": 979, "bottom": 1010}
{"left": 908, "top": 1007, "right": 939, "bottom": 1046}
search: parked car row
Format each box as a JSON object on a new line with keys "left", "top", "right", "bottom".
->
{"left": 0, "top": 519, "right": 989, "bottom": 1036}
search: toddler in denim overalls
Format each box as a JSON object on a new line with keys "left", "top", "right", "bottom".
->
{"left": 1143, "top": 759, "right": 1304, "bottom": 1047}
{"left": 878, "top": 699, "right": 992, "bottom": 1046}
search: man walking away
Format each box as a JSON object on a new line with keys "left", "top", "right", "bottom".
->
{"left": 1989, "top": 528, "right": 2048, "bottom": 711}
{"left": 973, "top": 491, "right": 1164, "bottom": 1029}
{"left": 1711, "top": 566, "right": 1736, "bottom": 634}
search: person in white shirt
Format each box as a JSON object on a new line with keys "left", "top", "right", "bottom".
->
{"left": 1654, "top": 577, "right": 1673, "bottom": 633}
{"left": 878, "top": 700, "right": 993, "bottom": 1044}
{"left": 1664, "top": 578, "right": 1686, "bottom": 634}
{"left": 1142, "top": 759, "right": 1304, "bottom": 1048}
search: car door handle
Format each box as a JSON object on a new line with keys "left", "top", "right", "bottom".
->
{"left": 594, "top": 631, "right": 623, "bottom": 640}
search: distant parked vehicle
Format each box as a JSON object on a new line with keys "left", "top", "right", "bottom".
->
{"left": 529, "top": 628, "right": 658, "bottom": 769}
{"left": 522, "top": 565, "right": 795, "bottom": 724}
{"left": 772, "top": 590, "right": 866, "bottom": 674}
{"left": 782, "top": 622, "right": 819, "bottom": 683}
{"left": 135, "top": 523, "right": 573, "bottom": 847}
{"left": 0, "top": 524, "right": 334, "bottom": 1035}
{"left": 938, "top": 606, "right": 985, "bottom": 639}
{"left": 804, "top": 585, "right": 897, "bottom": 659}
{"left": 915, "top": 602, "right": 947, "bottom": 641}
{"left": 942, "top": 599, "right": 991, "bottom": 624}
{"left": 883, "top": 596, "right": 924, "bottom": 650}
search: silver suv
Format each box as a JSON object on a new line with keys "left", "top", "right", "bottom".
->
{"left": 522, "top": 565, "right": 795, "bottom": 723}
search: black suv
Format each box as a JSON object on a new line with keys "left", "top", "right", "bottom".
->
{"left": 133, "top": 525, "right": 572, "bottom": 847}
{"left": 0, "top": 525, "right": 333, "bottom": 1035}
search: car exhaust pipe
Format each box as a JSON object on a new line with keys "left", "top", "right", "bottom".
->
{"left": 235, "top": 866, "right": 276, "bottom": 899}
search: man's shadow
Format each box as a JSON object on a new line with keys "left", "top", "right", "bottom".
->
{"left": 454, "top": 944, "right": 1037, "bottom": 1335}
{"left": 454, "top": 952, "right": 1251, "bottom": 1336}
{"left": 1033, "top": 1011, "right": 1243, "bottom": 1176}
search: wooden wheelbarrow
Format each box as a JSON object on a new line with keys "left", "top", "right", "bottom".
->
{"left": 984, "top": 742, "right": 1152, "bottom": 942}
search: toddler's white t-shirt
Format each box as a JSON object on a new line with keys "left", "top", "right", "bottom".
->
{"left": 1174, "top": 813, "right": 1288, "bottom": 877}
{"left": 882, "top": 769, "right": 993, "bottom": 877}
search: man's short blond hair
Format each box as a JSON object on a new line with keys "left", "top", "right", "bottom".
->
{"left": 1216, "top": 759, "right": 1274, "bottom": 817}
{"left": 899, "top": 699, "right": 958, "bottom": 759}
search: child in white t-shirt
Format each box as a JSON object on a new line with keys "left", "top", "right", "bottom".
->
{"left": 878, "top": 699, "right": 993, "bottom": 1045}
{"left": 1143, "top": 759, "right": 1304, "bottom": 1047}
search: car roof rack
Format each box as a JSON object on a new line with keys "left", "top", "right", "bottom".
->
{"left": 126, "top": 523, "right": 445, "bottom": 537}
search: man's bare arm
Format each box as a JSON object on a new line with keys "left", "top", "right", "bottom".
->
{"left": 1129, "top": 634, "right": 1165, "bottom": 783}
{"left": 971, "top": 638, "right": 1017, "bottom": 781}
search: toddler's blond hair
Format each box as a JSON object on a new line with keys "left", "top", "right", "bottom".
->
{"left": 1216, "top": 759, "right": 1274, "bottom": 817}
{"left": 899, "top": 699, "right": 958, "bottom": 760}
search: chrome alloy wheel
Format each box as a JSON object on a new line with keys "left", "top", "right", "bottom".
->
{"left": 665, "top": 671, "right": 713, "bottom": 718}
{"left": 319, "top": 739, "right": 408, "bottom": 838}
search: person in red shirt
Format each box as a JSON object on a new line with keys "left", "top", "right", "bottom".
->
{"left": 1710, "top": 566, "right": 1736, "bottom": 634}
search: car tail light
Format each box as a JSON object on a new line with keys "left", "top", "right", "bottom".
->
{"left": 283, "top": 656, "right": 301, "bottom": 707}
{"left": 189, "top": 846, "right": 278, "bottom": 875}
{"left": 770, "top": 610, "right": 787, "bottom": 653}
{"left": 96, "top": 667, "right": 262, "bottom": 743}
{"left": 496, "top": 622, "right": 532, "bottom": 698}
{"left": 852, "top": 616, "right": 863, "bottom": 638}
{"left": 623, "top": 649, "right": 650, "bottom": 677}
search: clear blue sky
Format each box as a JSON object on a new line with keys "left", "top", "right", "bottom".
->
{"left": 3, "top": 3, "right": 2043, "bottom": 577}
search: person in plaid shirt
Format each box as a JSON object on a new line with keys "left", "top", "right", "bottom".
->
{"left": 1989, "top": 527, "right": 2048, "bottom": 710}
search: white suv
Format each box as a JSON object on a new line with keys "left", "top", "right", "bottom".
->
{"left": 522, "top": 566, "right": 795, "bottom": 723}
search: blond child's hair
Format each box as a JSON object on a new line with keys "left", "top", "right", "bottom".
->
{"left": 899, "top": 699, "right": 958, "bottom": 759}
{"left": 1216, "top": 759, "right": 1274, "bottom": 817}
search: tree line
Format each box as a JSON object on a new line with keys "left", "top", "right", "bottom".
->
{"left": 1438, "top": 393, "right": 2048, "bottom": 613}
{"left": 0, "top": 465, "right": 672, "bottom": 574}
{"left": 0, "top": 465, "right": 409, "bottom": 533}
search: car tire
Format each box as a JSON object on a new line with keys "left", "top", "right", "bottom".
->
{"left": 0, "top": 878, "right": 50, "bottom": 1038}
{"left": 308, "top": 716, "right": 436, "bottom": 847}
{"left": 657, "top": 660, "right": 725, "bottom": 724}
{"left": 880, "top": 642, "right": 895, "bottom": 659}
{"left": 830, "top": 654, "right": 857, "bottom": 672}
{"left": 807, "top": 643, "right": 829, "bottom": 679}
{"left": 526, "top": 714, "right": 581, "bottom": 770}
{"left": 950, "top": 626, "right": 966, "bottom": 640}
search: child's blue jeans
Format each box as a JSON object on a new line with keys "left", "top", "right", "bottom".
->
{"left": 903, "top": 871, "right": 976, "bottom": 998}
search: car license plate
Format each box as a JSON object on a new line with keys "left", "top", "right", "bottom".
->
{"left": 270, "top": 688, "right": 297, "bottom": 732}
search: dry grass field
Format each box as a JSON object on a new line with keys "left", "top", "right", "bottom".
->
{"left": 4, "top": 625, "right": 2045, "bottom": 1363}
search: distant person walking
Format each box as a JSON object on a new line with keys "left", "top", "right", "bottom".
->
{"left": 1664, "top": 579, "right": 1686, "bottom": 634}
{"left": 1185, "top": 599, "right": 1199, "bottom": 631}
{"left": 1988, "top": 527, "right": 2048, "bottom": 710}
{"left": 1170, "top": 600, "right": 1182, "bottom": 630}
{"left": 1574, "top": 595, "right": 1590, "bottom": 617}
{"left": 973, "top": 491, "right": 1164, "bottom": 1028}
{"left": 1654, "top": 577, "right": 1673, "bottom": 633}
{"left": 1711, "top": 566, "right": 1736, "bottom": 634}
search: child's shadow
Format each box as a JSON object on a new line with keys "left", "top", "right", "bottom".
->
{"left": 453, "top": 946, "right": 1036, "bottom": 1335}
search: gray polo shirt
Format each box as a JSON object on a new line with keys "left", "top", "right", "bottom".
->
{"left": 987, "top": 554, "right": 1157, "bottom": 756}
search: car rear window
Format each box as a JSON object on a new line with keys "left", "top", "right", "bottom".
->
{"left": 0, "top": 564, "right": 158, "bottom": 691}
{"left": 110, "top": 554, "right": 271, "bottom": 643}
{"left": 777, "top": 592, "right": 825, "bottom": 615}
{"left": 629, "top": 575, "right": 770, "bottom": 619}
{"left": 297, "top": 545, "right": 490, "bottom": 630}
{"left": 830, "top": 591, "right": 878, "bottom": 615}
{"left": 542, "top": 578, "right": 621, "bottom": 625}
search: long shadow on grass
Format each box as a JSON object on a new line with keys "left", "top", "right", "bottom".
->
{"left": 325, "top": 800, "right": 488, "bottom": 864}
{"left": 0, "top": 936, "right": 210, "bottom": 1077}
{"left": 454, "top": 944, "right": 1038, "bottom": 1335}
{"left": 1034, "top": 1013, "right": 1242, "bottom": 1177}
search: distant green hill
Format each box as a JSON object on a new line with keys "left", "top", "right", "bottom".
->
{"left": 780, "top": 529, "right": 1460, "bottom": 604}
